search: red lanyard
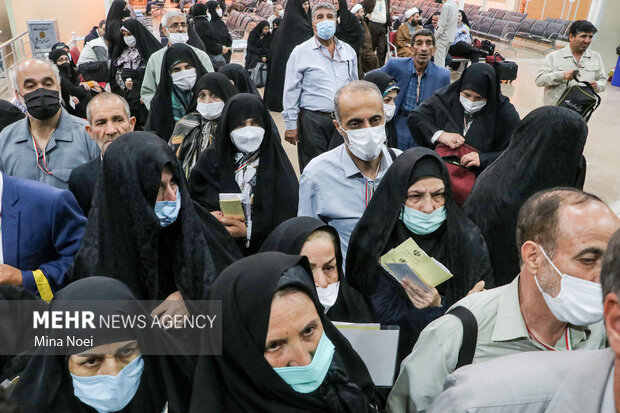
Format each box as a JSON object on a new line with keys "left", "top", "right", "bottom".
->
{"left": 526, "top": 325, "right": 572, "bottom": 351}
{"left": 32, "top": 138, "right": 52, "bottom": 175}
{"left": 314, "top": 37, "right": 344, "bottom": 63}
{"left": 415, "top": 70, "right": 424, "bottom": 104}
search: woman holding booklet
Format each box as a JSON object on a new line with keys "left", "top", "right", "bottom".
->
{"left": 346, "top": 148, "right": 493, "bottom": 360}
{"left": 189, "top": 93, "right": 298, "bottom": 255}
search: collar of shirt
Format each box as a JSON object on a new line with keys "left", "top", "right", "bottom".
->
{"left": 561, "top": 45, "right": 593, "bottom": 61}
{"left": 411, "top": 62, "right": 430, "bottom": 78}
{"left": 312, "top": 37, "right": 345, "bottom": 57}
{"left": 15, "top": 108, "right": 73, "bottom": 145}
{"left": 490, "top": 275, "right": 589, "bottom": 346}
{"left": 340, "top": 144, "right": 390, "bottom": 179}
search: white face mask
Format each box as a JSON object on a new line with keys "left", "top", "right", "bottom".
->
{"left": 383, "top": 103, "right": 396, "bottom": 122}
{"left": 341, "top": 123, "right": 386, "bottom": 161}
{"left": 216, "top": 8, "right": 223, "bottom": 17}
{"left": 316, "top": 281, "right": 340, "bottom": 313}
{"left": 197, "top": 101, "right": 225, "bottom": 120}
{"left": 535, "top": 246, "right": 604, "bottom": 326}
{"left": 171, "top": 68, "right": 197, "bottom": 91}
{"left": 459, "top": 95, "right": 487, "bottom": 114}
{"left": 278, "top": 9, "right": 284, "bottom": 17}
{"left": 168, "top": 32, "right": 189, "bottom": 44}
{"left": 123, "top": 35, "right": 136, "bottom": 48}
{"left": 230, "top": 126, "right": 265, "bottom": 153}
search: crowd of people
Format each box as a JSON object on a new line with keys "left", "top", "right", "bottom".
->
{"left": 0, "top": 0, "right": 616, "bottom": 411}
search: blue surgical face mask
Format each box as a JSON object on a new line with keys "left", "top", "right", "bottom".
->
{"left": 71, "top": 354, "right": 144, "bottom": 413}
{"left": 399, "top": 205, "right": 446, "bottom": 235}
{"left": 273, "top": 332, "right": 335, "bottom": 393}
{"left": 316, "top": 20, "right": 336, "bottom": 40}
{"left": 155, "top": 188, "right": 181, "bottom": 227}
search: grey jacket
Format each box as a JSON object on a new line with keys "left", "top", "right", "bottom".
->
{"left": 0, "top": 108, "right": 100, "bottom": 189}
{"left": 428, "top": 348, "right": 615, "bottom": 413}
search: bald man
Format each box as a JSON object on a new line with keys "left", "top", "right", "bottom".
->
{"left": 0, "top": 59, "right": 99, "bottom": 189}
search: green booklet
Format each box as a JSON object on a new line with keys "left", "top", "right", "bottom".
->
{"left": 379, "top": 238, "right": 453, "bottom": 291}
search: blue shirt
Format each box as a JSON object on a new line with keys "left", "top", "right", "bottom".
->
{"left": 401, "top": 64, "right": 432, "bottom": 113}
{"left": 452, "top": 23, "right": 471, "bottom": 45}
{"left": 298, "top": 144, "right": 400, "bottom": 264}
{"left": 282, "top": 36, "right": 358, "bottom": 130}
{"left": 0, "top": 108, "right": 100, "bottom": 189}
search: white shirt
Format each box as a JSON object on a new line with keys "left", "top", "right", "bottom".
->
{"left": 369, "top": 0, "right": 387, "bottom": 24}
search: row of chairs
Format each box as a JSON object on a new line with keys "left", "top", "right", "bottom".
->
{"left": 226, "top": 9, "right": 263, "bottom": 38}
{"left": 469, "top": 15, "right": 572, "bottom": 52}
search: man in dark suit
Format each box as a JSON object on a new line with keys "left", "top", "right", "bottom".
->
{"left": 376, "top": 28, "right": 450, "bottom": 149}
{"left": 0, "top": 172, "right": 85, "bottom": 300}
{"left": 69, "top": 93, "right": 135, "bottom": 216}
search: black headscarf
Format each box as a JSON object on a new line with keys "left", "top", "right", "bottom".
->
{"left": 189, "top": 252, "right": 377, "bottom": 412}
{"left": 110, "top": 18, "right": 163, "bottom": 94}
{"left": 0, "top": 100, "right": 24, "bottom": 132}
{"left": 191, "top": 2, "right": 209, "bottom": 16}
{"left": 347, "top": 147, "right": 493, "bottom": 303}
{"left": 263, "top": 0, "right": 313, "bottom": 111}
{"left": 272, "top": 17, "right": 282, "bottom": 31}
{"left": 188, "top": 71, "right": 239, "bottom": 113}
{"left": 118, "top": 18, "right": 163, "bottom": 62}
{"left": 245, "top": 20, "right": 272, "bottom": 70}
{"left": 146, "top": 43, "right": 208, "bottom": 141}
{"left": 205, "top": 1, "right": 232, "bottom": 47}
{"left": 11, "top": 277, "right": 193, "bottom": 413}
{"left": 188, "top": 94, "right": 299, "bottom": 255}
{"left": 336, "top": 0, "right": 363, "bottom": 53}
{"left": 463, "top": 106, "right": 588, "bottom": 286}
{"left": 104, "top": 0, "right": 130, "bottom": 64}
{"left": 70, "top": 132, "right": 241, "bottom": 301}
{"left": 49, "top": 48, "right": 79, "bottom": 84}
{"left": 260, "top": 217, "right": 375, "bottom": 323}
{"left": 408, "top": 63, "right": 520, "bottom": 170}
{"left": 219, "top": 63, "right": 261, "bottom": 96}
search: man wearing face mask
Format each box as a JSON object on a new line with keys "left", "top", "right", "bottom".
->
{"left": 387, "top": 188, "right": 617, "bottom": 413}
{"left": 141, "top": 10, "right": 214, "bottom": 109}
{"left": 299, "top": 81, "right": 400, "bottom": 266}
{"left": 376, "top": 29, "right": 450, "bottom": 150}
{"left": 427, "top": 226, "right": 620, "bottom": 413}
{"left": 282, "top": 2, "right": 358, "bottom": 172}
{"left": 0, "top": 59, "right": 100, "bottom": 190}
{"left": 268, "top": 3, "right": 285, "bottom": 28}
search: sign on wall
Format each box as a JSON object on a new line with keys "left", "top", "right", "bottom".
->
{"left": 27, "top": 20, "right": 60, "bottom": 56}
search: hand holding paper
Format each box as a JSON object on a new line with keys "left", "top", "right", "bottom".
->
{"left": 380, "top": 238, "right": 453, "bottom": 293}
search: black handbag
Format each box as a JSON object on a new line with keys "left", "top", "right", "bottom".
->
{"left": 556, "top": 80, "right": 601, "bottom": 122}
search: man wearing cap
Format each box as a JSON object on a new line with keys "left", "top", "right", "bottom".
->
{"left": 395, "top": 8, "right": 422, "bottom": 57}
{"left": 352, "top": 4, "right": 379, "bottom": 78}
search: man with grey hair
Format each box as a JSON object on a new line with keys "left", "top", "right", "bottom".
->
{"left": 141, "top": 10, "right": 213, "bottom": 108}
{"left": 283, "top": 2, "right": 358, "bottom": 172}
{"left": 68, "top": 93, "right": 135, "bottom": 216}
{"left": 426, "top": 226, "right": 620, "bottom": 412}
{"left": 388, "top": 187, "right": 618, "bottom": 413}
{"left": 0, "top": 58, "right": 99, "bottom": 189}
{"left": 298, "top": 80, "right": 400, "bottom": 262}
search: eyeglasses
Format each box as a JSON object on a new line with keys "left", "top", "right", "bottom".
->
{"left": 167, "top": 22, "right": 188, "bottom": 29}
